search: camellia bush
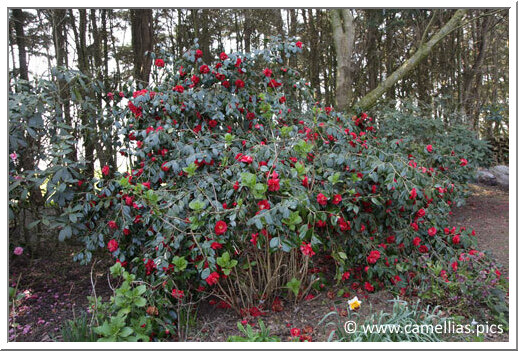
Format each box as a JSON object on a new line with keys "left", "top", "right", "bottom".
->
{"left": 54, "top": 38, "right": 506, "bottom": 339}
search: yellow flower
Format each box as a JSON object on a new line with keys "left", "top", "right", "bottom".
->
{"left": 348, "top": 296, "right": 361, "bottom": 311}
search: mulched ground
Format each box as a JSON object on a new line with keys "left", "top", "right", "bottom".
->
{"left": 8, "top": 183, "right": 510, "bottom": 342}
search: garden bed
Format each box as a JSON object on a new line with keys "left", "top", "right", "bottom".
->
{"left": 9, "top": 183, "right": 509, "bottom": 342}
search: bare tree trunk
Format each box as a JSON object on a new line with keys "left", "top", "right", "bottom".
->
{"left": 356, "top": 9, "right": 467, "bottom": 111}
{"left": 12, "top": 9, "right": 29, "bottom": 82}
{"left": 243, "top": 10, "right": 252, "bottom": 53}
{"left": 130, "top": 9, "right": 154, "bottom": 86}
{"left": 330, "top": 9, "right": 355, "bottom": 110}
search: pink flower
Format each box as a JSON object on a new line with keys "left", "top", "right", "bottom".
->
{"left": 460, "top": 158, "right": 468, "bottom": 166}
{"left": 13, "top": 247, "right": 23, "bottom": 256}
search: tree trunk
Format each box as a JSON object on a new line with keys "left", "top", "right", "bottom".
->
{"left": 12, "top": 9, "right": 29, "bottom": 82}
{"left": 356, "top": 9, "right": 467, "bottom": 111}
{"left": 130, "top": 9, "right": 154, "bottom": 86}
{"left": 330, "top": 9, "right": 355, "bottom": 110}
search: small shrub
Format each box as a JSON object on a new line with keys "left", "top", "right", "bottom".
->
{"left": 60, "top": 313, "right": 97, "bottom": 342}
{"left": 228, "top": 320, "right": 280, "bottom": 342}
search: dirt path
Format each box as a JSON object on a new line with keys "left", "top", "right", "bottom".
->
{"left": 450, "top": 184, "right": 509, "bottom": 273}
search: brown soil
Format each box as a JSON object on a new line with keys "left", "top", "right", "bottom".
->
{"left": 8, "top": 184, "right": 510, "bottom": 343}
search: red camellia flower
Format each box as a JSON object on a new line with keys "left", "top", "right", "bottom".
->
{"left": 258, "top": 200, "right": 270, "bottom": 211}
{"left": 263, "top": 68, "right": 272, "bottom": 77}
{"left": 235, "top": 79, "right": 245, "bottom": 88}
{"left": 341, "top": 271, "right": 350, "bottom": 280}
{"left": 338, "top": 217, "right": 351, "bottom": 231}
{"left": 387, "top": 235, "right": 395, "bottom": 244}
{"left": 233, "top": 181, "right": 240, "bottom": 191}
{"left": 173, "top": 85, "right": 184, "bottom": 93}
{"left": 428, "top": 227, "right": 437, "bottom": 236}
{"left": 267, "top": 79, "right": 282, "bottom": 88}
{"left": 219, "top": 52, "right": 228, "bottom": 60}
{"left": 154, "top": 58, "right": 165, "bottom": 67}
{"left": 332, "top": 194, "right": 342, "bottom": 205}
{"left": 211, "top": 242, "right": 223, "bottom": 250}
{"left": 317, "top": 193, "right": 328, "bottom": 206}
{"left": 267, "top": 178, "right": 280, "bottom": 191}
{"left": 171, "top": 289, "right": 184, "bottom": 299}
{"left": 416, "top": 208, "right": 426, "bottom": 218}
{"left": 364, "top": 282, "right": 374, "bottom": 292}
{"left": 290, "top": 328, "right": 301, "bottom": 337}
{"left": 367, "top": 250, "right": 381, "bottom": 264}
{"left": 409, "top": 188, "right": 417, "bottom": 200}
{"left": 451, "top": 261, "right": 458, "bottom": 272}
{"left": 413, "top": 237, "right": 421, "bottom": 247}
{"left": 108, "top": 220, "right": 118, "bottom": 229}
{"left": 195, "top": 49, "right": 203, "bottom": 59}
{"left": 206, "top": 272, "right": 220, "bottom": 286}
{"left": 300, "top": 242, "right": 315, "bottom": 257}
{"left": 302, "top": 176, "right": 309, "bottom": 188}
{"left": 107, "top": 239, "right": 118, "bottom": 252}
{"left": 161, "top": 162, "right": 170, "bottom": 172}
{"left": 295, "top": 41, "right": 303, "bottom": 48}
{"left": 123, "top": 228, "right": 130, "bottom": 235}
{"left": 215, "top": 221, "right": 228, "bottom": 235}
{"left": 419, "top": 245, "right": 429, "bottom": 253}
{"left": 199, "top": 65, "right": 210, "bottom": 74}
{"left": 452, "top": 234, "right": 461, "bottom": 244}
{"left": 460, "top": 158, "right": 468, "bottom": 166}
{"left": 426, "top": 144, "right": 433, "bottom": 153}
{"left": 240, "top": 155, "right": 253, "bottom": 164}
{"left": 102, "top": 165, "right": 109, "bottom": 176}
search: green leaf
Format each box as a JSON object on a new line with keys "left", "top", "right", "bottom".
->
{"left": 58, "top": 226, "right": 72, "bottom": 241}
{"left": 188, "top": 199, "right": 207, "bottom": 211}
{"left": 135, "top": 285, "right": 146, "bottom": 295}
{"left": 172, "top": 256, "right": 188, "bottom": 272}
{"left": 133, "top": 297, "right": 146, "bottom": 307}
{"left": 286, "top": 277, "right": 301, "bottom": 296}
